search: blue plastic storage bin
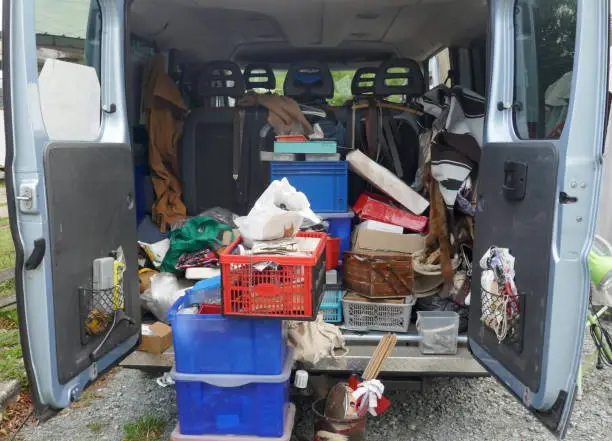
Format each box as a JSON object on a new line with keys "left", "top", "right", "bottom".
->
{"left": 270, "top": 161, "right": 348, "bottom": 213}
{"left": 172, "top": 350, "right": 292, "bottom": 437}
{"left": 319, "top": 211, "right": 354, "bottom": 255}
{"left": 320, "top": 287, "right": 344, "bottom": 323}
{"left": 168, "top": 277, "right": 287, "bottom": 375}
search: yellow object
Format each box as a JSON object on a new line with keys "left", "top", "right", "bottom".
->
{"left": 113, "top": 259, "right": 125, "bottom": 309}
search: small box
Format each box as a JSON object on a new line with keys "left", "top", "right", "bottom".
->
{"left": 357, "top": 220, "right": 403, "bottom": 234}
{"left": 353, "top": 192, "right": 428, "bottom": 233}
{"left": 274, "top": 141, "right": 337, "bottom": 154}
{"left": 352, "top": 228, "right": 425, "bottom": 255}
{"left": 138, "top": 322, "right": 172, "bottom": 355}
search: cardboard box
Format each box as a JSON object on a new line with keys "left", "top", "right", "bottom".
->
{"left": 138, "top": 322, "right": 172, "bottom": 355}
{"left": 357, "top": 220, "right": 404, "bottom": 234}
{"left": 352, "top": 228, "right": 425, "bottom": 254}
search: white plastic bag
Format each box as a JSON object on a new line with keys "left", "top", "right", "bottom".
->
{"left": 235, "top": 178, "right": 320, "bottom": 243}
{"left": 142, "top": 272, "right": 183, "bottom": 322}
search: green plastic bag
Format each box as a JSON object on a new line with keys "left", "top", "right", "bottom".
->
{"left": 160, "top": 216, "right": 233, "bottom": 273}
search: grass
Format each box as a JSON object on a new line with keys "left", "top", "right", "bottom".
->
{"left": 0, "top": 227, "right": 15, "bottom": 297}
{"left": 0, "top": 217, "right": 9, "bottom": 227}
{"left": 0, "top": 325, "right": 26, "bottom": 388}
{"left": 123, "top": 415, "right": 166, "bottom": 441}
{"left": 87, "top": 421, "right": 106, "bottom": 434}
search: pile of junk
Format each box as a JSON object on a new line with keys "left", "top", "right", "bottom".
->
{"left": 129, "top": 55, "right": 517, "bottom": 441}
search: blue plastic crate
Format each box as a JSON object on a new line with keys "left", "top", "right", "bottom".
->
{"left": 270, "top": 161, "right": 348, "bottom": 213}
{"left": 168, "top": 277, "right": 287, "bottom": 375}
{"left": 172, "top": 350, "right": 292, "bottom": 437}
{"left": 319, "top": 211, "right": 354, "bottom": 255}
{"left": 320, "top": 288, "right": 344, "bottom": 323}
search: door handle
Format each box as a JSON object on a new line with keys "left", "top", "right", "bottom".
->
{"left": 503, "top": 161, "right": 528, "bottom": 201}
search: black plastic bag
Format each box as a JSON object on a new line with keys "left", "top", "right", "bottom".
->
{"left": 415, "top": 295, "right": 469, "bottom": 333}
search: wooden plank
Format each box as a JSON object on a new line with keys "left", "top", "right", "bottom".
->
{"left": 120, "top": 346, "right": 174, "bottom": 372}
{"left": 0, "top": 293, "right": 16, "bottom": 309}
{"left": 0, "top": 267, "right": 15, "bottom": 283}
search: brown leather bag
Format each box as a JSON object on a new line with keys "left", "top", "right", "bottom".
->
{"left": 344, "top": 251, "right": 414, "bottom": 299}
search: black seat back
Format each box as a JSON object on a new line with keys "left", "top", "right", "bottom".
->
{"left": 284, "top": 61, "right": 334, "bottom": 104}
{"left": 244, "top": 64, "right": 276, "bottom": 93}
{"left": 180, "top": 61, "right": 245, "bottom": 215}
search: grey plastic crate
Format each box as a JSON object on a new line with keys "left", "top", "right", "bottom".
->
{"left": 416, "top": 311, "right": 460, "bottom": 355}
{"left": 342, "top": 295, "right": 416, "bottom": 332}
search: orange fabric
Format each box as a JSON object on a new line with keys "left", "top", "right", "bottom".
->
{"left": 142, "top": 55, "right": 188, "bottom": 232}
{"left": 237, "top": 94, "right": 313, "bottom": 135}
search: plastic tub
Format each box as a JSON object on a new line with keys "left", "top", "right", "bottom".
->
{"left": 416, "top": 311, "right": 460, "bottom": 355}
{"left": 171, "top": 404, "right": 296, "bottom": 441}
{"left": 343, "top": 295, "right": 415, "bottom": 332}
{"left": 320, "top": 211, "right": 355, "bottom": 255}
{"left": 270, "top": 161, "right": 348, "bottom": 212}
{"left": 171, "top": 350, "right": 293, "bottom": 437}
{"left": 320, "top": 287, "right": 344, "bottom": 323}
{"left": 326, "top": 237, "right": 340, "bottom": 270}
{"left": 168, "top": 280, "right": 287, "bottom": 375}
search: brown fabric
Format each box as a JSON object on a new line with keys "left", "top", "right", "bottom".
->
{"left": 142, "top": 54, "right": 188, "bottom": 232}
{"left": 423, "top": 163, "right": 454, "bottom": 286}
{"left": 237, "top": 94, "right": 313, "bottom": 135}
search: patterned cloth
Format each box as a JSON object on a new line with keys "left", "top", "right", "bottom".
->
{"left": 176, "top": 249, "right": 218, "bottom": 270}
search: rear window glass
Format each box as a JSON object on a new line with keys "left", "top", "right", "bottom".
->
{"left": 513, "top": 0, "right": 577, "bottom": 139}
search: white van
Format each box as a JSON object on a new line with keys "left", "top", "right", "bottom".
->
{"left": 2, "top": 0, "right": 609, "bottom": 437}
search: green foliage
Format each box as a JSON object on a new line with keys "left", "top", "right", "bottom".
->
{"left": 123, "top": 415, "right": 166, "bottom": 441}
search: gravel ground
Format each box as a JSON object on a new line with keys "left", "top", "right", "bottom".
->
{"left": 14, "top": 327, "right": 611, "bottom": 441}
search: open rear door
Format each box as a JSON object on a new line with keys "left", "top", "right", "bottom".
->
{"left": 469, "top": 0, "right": 608, "bottom": 437}
{"left": 3, "top": 0, "right": 140, "bottom": 416}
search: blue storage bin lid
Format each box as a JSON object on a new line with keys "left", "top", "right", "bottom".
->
{"left": 171, "top": 348, "right": 294, "bottom": 387}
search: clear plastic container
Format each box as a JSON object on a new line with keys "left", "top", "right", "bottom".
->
{"left": 416, "top": 311, "right": 460, "bottom": 355}
{"left": 171, "top": 404, "right": 296, "bottom": 441}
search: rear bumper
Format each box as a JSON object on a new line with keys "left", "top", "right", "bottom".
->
{"left": 121, "top": 331, "right": 488, "bottom": 377}
{"left": 308, "top": 331, "right": 487, "bottom": 377}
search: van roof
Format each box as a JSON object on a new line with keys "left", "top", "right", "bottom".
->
{"left": 128, "top": 0, "right": 488, "bottom": 64}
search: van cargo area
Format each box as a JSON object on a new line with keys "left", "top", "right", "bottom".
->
{"left": 121, "top": 0, "right": 492, "bottom": 377}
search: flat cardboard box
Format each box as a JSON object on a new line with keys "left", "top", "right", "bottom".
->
{"left": 138, "top": 322, "right": 172, "bottom": 355}
{"left": 352, "top": 228, "right": 425, "bottom": 254}
{"left": 357, "top": 220, "right": 404, "bottom": 234}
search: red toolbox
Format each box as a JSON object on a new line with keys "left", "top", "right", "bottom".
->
{"left": 353, "top": 192, "right": 428, "bottom": 233}
{"left": 220, "top": 232, "right": 327, "bottom": 320}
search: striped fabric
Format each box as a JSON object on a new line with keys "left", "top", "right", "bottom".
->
{"left": 430, "top": 87, "right": 485, "bottom": 209}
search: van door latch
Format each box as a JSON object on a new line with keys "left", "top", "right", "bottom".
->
{"left": 503, "top": 161, "right": 528, "bottom": 201}
{"left": 16, "top": 182, "right": 38, "bottom": 213}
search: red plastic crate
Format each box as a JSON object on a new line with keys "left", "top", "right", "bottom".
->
{"left": 219, "top": 232, "right": 327, "bottom": 320}
{"left": 353, "top": 192, "right": 428, "bottom": 233}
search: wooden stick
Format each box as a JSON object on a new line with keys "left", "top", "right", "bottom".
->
{"left": 362, "top": 334, "right": 397, "bottom": 380}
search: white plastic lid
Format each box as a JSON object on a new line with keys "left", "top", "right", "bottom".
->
{"left": 318, "top": 211, "right": 355, "bottom": 219}
{"left": 171, "top": 348, "right": 294, "bottom": 387}
{"left": 294, "top": 370, "right": 308, "bottom": 389}
{"left": 171, "top": 404, "right": 296, "bottom": 441}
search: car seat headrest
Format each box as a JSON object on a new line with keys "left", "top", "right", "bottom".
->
{"left": 284, "top": 62, "right": 334, "bottom": 100}
{"left": 244, "top": 64, "right": 276, "bottom": 91}
{"left": 375, "top": 58, "right": 425, "bottom": 98}
{"left": 351, "top": 67, "right": 377, "bottom": 96}
{"left": 197, "top": 60, "right": 245, "bottom": 98}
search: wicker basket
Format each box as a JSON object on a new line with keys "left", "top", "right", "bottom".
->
{"left": 342, "top": 292, "right": 416, "bottom": 332}
{"left": 344, "top": 251, "right": 413, "bottom": 299}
